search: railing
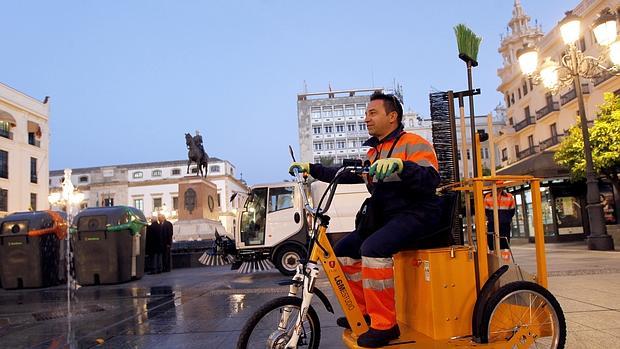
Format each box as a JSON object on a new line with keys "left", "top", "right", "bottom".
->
{"left": 539, "top": 134, "right": 565, "bottom": 151}
{"left": 0, "top": 129, "right": 13, "bottom": 140}
{"left": 517, "top": 145, "right": 539, "bottom": 160}
{"left": 593, "top": 71, "right": 614, "bottom": 86}
{"left": 536, "top": 101, "right": 560, "bottom": 120}
{"left": 560, "top": 84, "right": 590, "bottom": 105}
{"left": 514, "top": 116, "right": 536, "bottom": 132}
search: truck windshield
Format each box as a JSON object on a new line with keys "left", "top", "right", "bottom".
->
{"left": 240, "top": 187, "right": 267, "bottom": 246}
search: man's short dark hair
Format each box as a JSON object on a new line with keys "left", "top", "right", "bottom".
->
{"left": 370, "top": 91, "right": 403, "bottom": 125}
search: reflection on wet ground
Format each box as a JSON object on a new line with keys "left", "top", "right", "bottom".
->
{"left": 0, "top": 266, "right": 326, "bottom": 349}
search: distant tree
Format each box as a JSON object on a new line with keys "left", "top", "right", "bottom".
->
{"left": 554, "top": 92, "right": 620, "bottom": 196}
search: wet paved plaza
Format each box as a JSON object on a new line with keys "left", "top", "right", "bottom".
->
{"left": 1, "top": 242, "right": 620, "bottom": 348}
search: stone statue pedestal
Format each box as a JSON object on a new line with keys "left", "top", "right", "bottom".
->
{"left": 173, "top": 176, "right": 228, "bottom": 241}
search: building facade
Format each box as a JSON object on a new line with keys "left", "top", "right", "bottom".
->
{"left": 0, "top": 82, "right": 49, "bottom": 217}
{"left": 49, "top": 158, "right": 248, "bottom": 234}
{"left": 297, "top": 88, "right": 384, "bottom": 164}
{"left": 495, "top": 0, "right": 620, "bottom": 242}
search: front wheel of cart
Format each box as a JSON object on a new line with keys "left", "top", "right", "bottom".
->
{"left": 480, "top": 281, "right": 566, "bottom": 348}
{"left": 236, "top": 296, "right": 321, "bottom": 349}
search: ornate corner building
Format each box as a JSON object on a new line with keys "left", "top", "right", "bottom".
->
{"left": 495, "top": 0, "right": 620, "bottom": 243}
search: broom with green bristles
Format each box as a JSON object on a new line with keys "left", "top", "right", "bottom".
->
{"left": 454, "top": 23, "right": 484, "bottom": 178}
{"left": 454, "top": 24, "right": 482, "bottom": 67}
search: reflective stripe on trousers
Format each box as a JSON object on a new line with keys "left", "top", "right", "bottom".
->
{"left": 337, "top": 256, "right": 366, "bottom": 314}
{"left": 362, "top": 256, "right": 396, "bottom": 330}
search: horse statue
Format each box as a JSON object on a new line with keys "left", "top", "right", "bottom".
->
{"left": 185, "top": 132, "right": 209, "bottom": 177}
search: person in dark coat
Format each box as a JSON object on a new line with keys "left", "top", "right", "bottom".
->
{"left": 158, "top": 213, "right": 174, "bottom": 272}
{"left": 147, "top": 217, "right": 163, "bottom": 274}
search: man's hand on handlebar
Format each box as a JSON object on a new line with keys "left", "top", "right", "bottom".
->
{"left": 288, "top": 162, "right": 310, "bottom": 176}
{"left": 369, "top": 158, "right": 403, "bottom": 181}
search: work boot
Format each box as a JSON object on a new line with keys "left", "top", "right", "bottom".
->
{"left": 357, "top": 325, "right": 400, "bottom": 348}
{"left": 336, "top": 314, "right": 371, "bottom": 329}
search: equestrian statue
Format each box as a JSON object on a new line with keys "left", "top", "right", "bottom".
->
{"left": 185, "top": 130, "right": 209, "bottom": 178}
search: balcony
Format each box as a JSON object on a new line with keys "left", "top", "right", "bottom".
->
{"left": 536, "top": 102, "right": 560, "bottom": 120}
{"left": 560, "top": 84, "right": 590, "bottom": 105}
{"left": 0, "top": 129, "right": 13, "bottom": 140}
{"left": 514, "top": 116, "right": 536, "bottom": 132}
{"left": 517, "top": 146, "right": 539, "bottom": 160}
{"left": 539, "top": 134, "right": 565, "bottom": 151}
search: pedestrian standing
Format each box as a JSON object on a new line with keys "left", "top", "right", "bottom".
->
{"left": 159, "top": 213, "right": 174, "bottom": 272}
{"left": 484, "top": 182, "right": 516, "bottom": 251}
{"left": 148, "top": 216, "right": 163, "bottom": 274}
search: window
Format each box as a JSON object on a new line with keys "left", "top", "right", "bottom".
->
{"left": 511, "top": 93, "right": 515, "bottom": 104}
{"left": 523, "top": 80, "right": 528, "bottom": 95}
{"left": 0, "top": 189, "right": 7, "bottom": 211}
{"left": 313, "top": 126, "right": 321, "bottom": 134}
{"left": 505, "top": 93, "right": 511, "bottom": 107}
{"left": 515, "top": 145, "right": 520, "bottom": 155}
{"left": 134, "top": 198, "right": 144, "bottom": 211}
{"left": 550, "top": 123, "right": 558, "bottom": 137}
{"left": 347, "top": 124, "right": 356, "bottom": 132}
{"left": 30, "top": 193, "right": 37, "bottom": 211}
{"left": 325, "top": 142, "right": 334, "bottom": 150}
{"left": 358, "top": 123, "right": 367, "bottom": 131}
{"left": 528, "top": 135, "right": 534, "bottom": 148}
{"left": 579, "top": 36, "right": 586, "bottom": 51}
{"left": 210, "top": 165, "right": 220, "bottom": 173}
{"left": 217, "top": 194, "right": 221, "bottom": 208}
{"left": 28, "top": 132, "right": 38, "bottom": 146}
{"left": 172, "top": 196, "right": 178, "bottom": 210}
{"left": 313, "top": 143, "right": 322, "bottom": 151}
{"left": 518, "top": 88, "right": 521, "bottom": 99}
{"left": 268, "top": 187, "right": 294, "bottom": 212}
{"left": 152, "top": 169, "right": 162, "bottom": 177}
{"left": 0, "top": 121, "right": 10, "bottom": 139}
{"left": 311, "top": 107, "right": 321, "bottom": 118}
{"left": 333, "top": 106, "right": 344, "bottom": 117}
{"left": 133, "top": 171, "right": 143, "bottom": 179}
{"left": 103, "top": 197, "right": 114, "bottom": 207}
{"left": 172, "top": 168, "right": 181, "bottom": 175}
{"left": 529, "top": 78, "right": 534, "bottom": 91}
{"left": 508, "top": 117, "right": 513, "bottom": 126}
{"left": 0, "top": 150, "right": 7, "bottom": 179}
{"left": 356, "top": 104, "right": 366, "bottom": 115}
{"left": 79, "top": 176, "right": 88, "bottom": 183}
{"left": 345, "top": 105, "right": 355, "bottom": 116}
{"left": 483, "top": 148, "right": 489, "bottom": 159}
{"left": 336, "top": 124, "right": 344, "bottom": 132}
{"left": 324, "top": 126, "right": 333, "bottom": 133}
{"left": 321, "top": 106, "right": 332, "bottom": 118}
{"left": 348, "top": 140, "right": 356, "bottom": 148}
{"left": 524, "top": 106, "right": 531, "bottom": 118}
{"left": 336, "top": 141, "right": 346, "bottom": 149}
{"left": 501, "top": 148, "right": 508, "bottom": 160}
{"left": 153, "top": 198, "right": 162, "bottom": 210}
{"left": 467, "top": 149, "right": 471, "bottom": 160}
{"left": 30, "top": 157, "right": 37, "bottom": 183}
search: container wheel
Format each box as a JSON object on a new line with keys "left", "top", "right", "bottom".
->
{"left": 480, "top": 281, "right": 566, "bottom": 348}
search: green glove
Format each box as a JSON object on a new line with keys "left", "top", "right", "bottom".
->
{"left": 288, "top": 162, "right": 310, "bottom": 176}
{"left": 369, "top": 158, "right": 403, "bottom": 181}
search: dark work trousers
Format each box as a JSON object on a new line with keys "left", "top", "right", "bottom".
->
{"left": 334, "top": 211, "right": 440, "bottom": 258}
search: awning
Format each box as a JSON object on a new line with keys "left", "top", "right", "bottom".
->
{"left": 0, "top": 110, "right": 16, "bottom": 127}
{"left": 497, "top": 151, "right": 570, "bottom": 178}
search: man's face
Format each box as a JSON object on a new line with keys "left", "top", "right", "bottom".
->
{"left": 365, "top": 99, "right": 397, "bottom": 139}
{"left": 158, "top": 214, "right": 165, "bottom": 222}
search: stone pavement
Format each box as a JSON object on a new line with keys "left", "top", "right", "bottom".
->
{"left": 0, "top": 241, "right": 618, "bottom": 348}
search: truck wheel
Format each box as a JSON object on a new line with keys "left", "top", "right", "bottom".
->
{"left": 274, "top": 245, "right": 304, "bottom": 276}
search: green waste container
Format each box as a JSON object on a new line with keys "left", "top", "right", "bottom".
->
{"left": 0, "top": 210, "right": 67, "bottom": 289}
{"left": 72, "top": 206, "right": 147, "bottom": 285}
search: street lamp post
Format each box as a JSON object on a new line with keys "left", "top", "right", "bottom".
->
{"left": 517, "top": 9, "right": 620, "bottom": 251}
{"left": 48, "top": 169, "right": 85, "bottom": 307}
